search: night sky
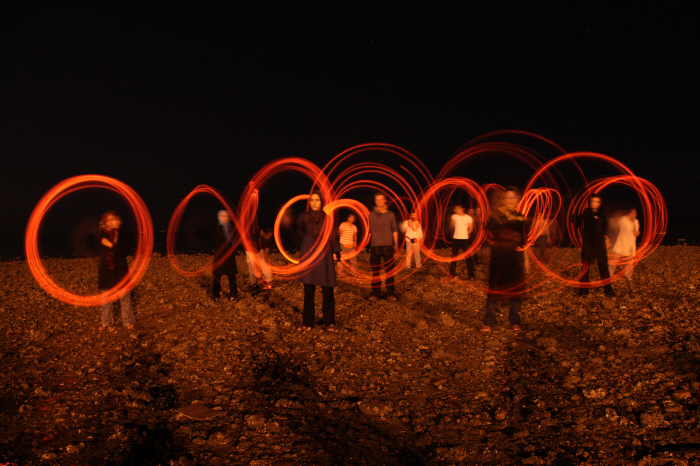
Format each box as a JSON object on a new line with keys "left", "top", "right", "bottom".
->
{"left": 2, "top": 4, "right": 698, "bottom": 257}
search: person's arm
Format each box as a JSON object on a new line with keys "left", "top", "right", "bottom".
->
{"left": 467, "top": 218, "right": 473, "bottom": 235}
{"left": 390, "top": 213, "right": 399, "bottom": 252}
{"left": 352, "top": 226, "right": 357, "bottom": 247}
{"left": 111, "top": 231, "right": 129, "bottom": 257}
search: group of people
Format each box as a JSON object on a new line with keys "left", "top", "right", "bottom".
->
{"left": 95, "top": 190, "right": 639, "bottom": 333}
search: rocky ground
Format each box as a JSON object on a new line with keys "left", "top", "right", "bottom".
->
{"left": 1, "top": 246, "right": 700, "bottom": 465}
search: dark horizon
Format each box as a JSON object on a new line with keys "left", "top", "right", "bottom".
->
{"left": 2, "top": 4, "right": 698, "bottom": 256}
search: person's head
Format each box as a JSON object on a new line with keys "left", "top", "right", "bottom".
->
{"left": 374, "top": 192, "right": 387, "bottom": 208}
{"left": 589, "top": 194, "right": 602, "bottom": 211}
{"left": 410, "top": 211, "right": 417, "bottom": 220}
{"left": 503, "top": 187, "right": 521, "bottom": 210}
{"left": 347, "top": 213, "right": 356, "bottom": 224}
{"left": 218, "top": 210, "right": 231, "bottom": 224}
{"left": 454, "top": 203, "right": 465, "bottom": 215}
{"left": 629, "top": 208, "right": 637, "bottom": 219}
{"left": 309, "top": 191, "right": 324, "bottom": 211}
{"left": 100, "top": 211, "right": 122, "bottom": 231}
{"left": 467, "top": 207, "right": 476, "bottom": 216}
{"left": 260, "top": 228, "right": 273, "bottom": 239}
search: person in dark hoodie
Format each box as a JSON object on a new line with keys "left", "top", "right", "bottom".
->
{"left": 296, "top": 191, "right": 341, "bottom": 331}
{"left": 578, "top": 193, "right": 616, "bottom": 297}
{"left": 97, "top": 211, "right": 135, "bottom": 331}
{"left": 212, "top": 209, "right": 239, "bottom": 301}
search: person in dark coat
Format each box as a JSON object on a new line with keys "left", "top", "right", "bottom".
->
{"left": 213, "top": 210, "right": 239, "bottom": 301}
{"left": 481, "top": 187, "right": 528, "bottom": 332}
{"left": 97, "top": 211, "right": 135, "bottom": 331}
{"left": 578, "top": 194, "right": 616, "bottom": 297}
{"left": 296, "top": 191, "right": 341, "bottom": 331}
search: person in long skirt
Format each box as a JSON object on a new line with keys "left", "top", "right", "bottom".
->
{"left": 297, "top": 192, "right": 341, "bottom": 331}
{"left": 608, "top": 208, "right": 640, "bottom": 280}
{"left": 213, "top": 210, "right": 239, "bottom": 301}
{"left": 97, "top": 211, "right": 136, "bottom": 331}
{"left": 481, "top": 188, "right": 527, "bottom": 332}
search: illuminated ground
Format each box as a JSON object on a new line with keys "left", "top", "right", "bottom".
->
{"left": 1, "top": 247, "right": 700, "bottom": 465}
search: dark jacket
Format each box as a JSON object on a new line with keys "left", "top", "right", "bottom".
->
{"left": 98, "top": 229, "right": 130, "bottom": 290}
{"left": 296, "top": 211, "right": 341, "bottom": 287}
{"left": 213, "top": 224, "right": 238, "bottom": 274}
{"left": 488, "top": 213, "right": 526, "bottom": 293}
{"left": 580, "top": 208, "right": 607, "bottom": 252}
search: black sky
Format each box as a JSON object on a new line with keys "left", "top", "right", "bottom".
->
{"left": 2, "top": 3, "right": 698, "bottom": 254}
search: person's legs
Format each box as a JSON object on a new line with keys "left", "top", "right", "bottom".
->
{"left": 483, "top": 294, "right": 498, "bottom": 326}
{"left": 405, "top": 242, "right": 412, "bottom": 268}
{"left": 119, "top": 292, "right": 135, "bottom": 326}
{"left": 212, "top": 272, "right": 222, "bottom": 299}
{"left": 302, "top": 284, "right": 316, "bottom": 327}
{"left": 449, "top": 240, "right": 460, "bottom": 277}
{"left": 226, "top": 272, "right": 239, "bottom": 298}
{"left": 508, "top": 298, "right": 521, "bottom": 325}
{"left": 258, "top": 250, "right": 273, "bottom": 283}
{"left": 321, "top": 286, "right": 336, "bottom": 326}
{"left": 369, "top": 247, "right": 382, "bottom": 297}
{"left": 466, "top": 255, "right": 475, "bottom": 278}
{"left": 596, "top": 248, "right": 615, "bottom": 295}
{"left": 413, "top": 241, "right": 422, "bottom": 268}
{"left": 100, "top": 289, "right": 115, "bottom": 327}
{"left": 246, "top": 251, "right": 260, "bottom": 286}
{"left": 579, "top": 249, "right": 592, "bottom": 295}
{"left": 383, "top": 246, "right": 396, "bottom": 296}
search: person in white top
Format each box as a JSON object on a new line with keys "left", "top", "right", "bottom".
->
{"left": 448, "top": 203, "right": 475, "bottom": 279}
{"left": 400, "top": 211, "right": 424, "bottom": 268}
{"left": 338, "top": 214, "right": 358, "bottom": 274}
{"left": 608, "top": 208, "right": 640, "bottom": 279}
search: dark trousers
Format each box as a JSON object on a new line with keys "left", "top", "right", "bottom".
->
{"left": 450, "top": 239, "right": 475, "bottom": 278}
{"left": 484, "top": 294, "right": 521, "bottom": 326}
{"left": 213, "top": 271, "right": 238, "bottom": 299}
{"left": 580, "top": 246, "right": 614, "bottom": 294}
{"left": 303, "top": 284, "right": 335, "bottom": 327}
{"left": 369, "top": 246, "right": 396, "bottom": 297}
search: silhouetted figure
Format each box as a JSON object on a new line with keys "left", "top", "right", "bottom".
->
{"left": 578, "top": 194, "right": 616, "bottom": 297}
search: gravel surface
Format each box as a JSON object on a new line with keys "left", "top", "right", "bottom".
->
{"left": 1, "top": 247, "right": 700, "bottom": 465}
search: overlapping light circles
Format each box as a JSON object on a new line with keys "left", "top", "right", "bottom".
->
{"left": 167, "top": 185, "right": 244, "bottom": 277}
{"left": 25, "top": 175, "right": 153, "bottom": 306}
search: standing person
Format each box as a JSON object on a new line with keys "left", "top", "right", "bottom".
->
{"left": 401, "top": 211, "right": 424, "bottom": 269}
{"left": 297, "top": 191, "right": 341, "bottom": 331}
{"left": 471, "top": 207, "right": 483, "bottom": 264}
{"left": 448, "top": 203, "right": 475, "bottom": 279}
{"left": 608, "top": 208, "right": 640, "bottom": 280}
{"left": 338, "top": 213, "right": 358, "bottom": 274}
{"left": 213, "top": 210, "right": 239, "bottom": 301}
{"left": 579, "top": 194, "right": 616, "bottom": 297}
{"left": 97, "top": 211, "right": 136, "bottom": 331}
{"left": 246, "top": 228, "right": 274, "bottom": 290}
{"left": 482, "top": 188, "right": 527, "bottom": 332}
{"left": 368, "top": 192, "right": 399, "bottom": 301}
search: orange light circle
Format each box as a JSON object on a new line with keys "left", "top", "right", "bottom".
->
{"left": 25, "top": 175, "right": 154, "bottom": 306}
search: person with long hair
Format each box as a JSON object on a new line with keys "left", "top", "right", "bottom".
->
{"left": 578, "top": 194, "right": 616, "bottom": 297}
{"left": 97, "top": 211, "right": 135, "bottom": 331}
{"left": 481, "top": 188, "right": 527, "bottom": 332}
{"left": 213, "top": 210, "right": 239, "bottom": 301}
{"left": 296, "top": 192, "right": 341, "bottom": 331}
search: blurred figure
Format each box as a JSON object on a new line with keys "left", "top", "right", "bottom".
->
{"left": 448, "top": 203, "right": 475, "bottom": 279}
{"left": 97, "top": 211, "right": 136, "bottom": 331}
{"left": 578, "top": 194, "right": 616, "bottom": 297}
{"left": 213, "top": 210, "right": 239, "bottom": 301}
{"left": 400, "top": 211, "right": 423, "bottom": 269}
{"left": 297, "top": 192, "right": 341, "bottom": 331}
{"left": 482, "top": 188, "right": 527, "bottom": 332}
{"left": 608, "top": 208, "right": 640, "bottom": 280}
{"left": 472, "top": 207, "right": 483, "bottom": 264}
{"left": 246, "top": 227, "right": 274, "bottom": 290}
{"left": 338, "top": 213, "right": 358, "bottom": 274}
{"left": 368, "top": 192, "right": 399, "bottom": 301}
{"left": 534, "top": 213, "right": 558, "bottom": 262}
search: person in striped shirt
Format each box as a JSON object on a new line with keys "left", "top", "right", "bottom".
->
{"left": 338, "top": 214, "right": 358, "bottom": 274}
